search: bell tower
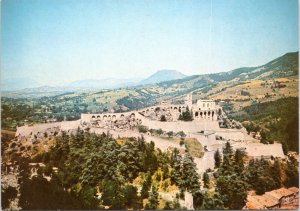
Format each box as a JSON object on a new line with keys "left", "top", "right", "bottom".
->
{"left": 185, "top": 93, "right": 193, "bottom": 107}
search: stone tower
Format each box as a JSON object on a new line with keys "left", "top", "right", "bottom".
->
{"left": 185, "top": 94, "right": 193, "bottom": 107}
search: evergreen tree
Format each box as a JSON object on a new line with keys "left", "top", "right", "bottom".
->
{"left": 181, "top": 153, "right": 200, "bottom": 193}
{"left": 178, "top": 106, "right": 194, "bottom": 121}
{"left": 193, "top": 191, "right": 204, "bottom": 210}
{"left": 233, "top": 149, "right": 246, "bottom": 174}
{"left": 145, "top": 186, "right": 159, "bottom": 210}
{"left": 203, "top": 172, "right": 210, "bottom": 189}
{"left": 201, "top": 192, "right": 224, "bottom": 210}
{"left": 141, "top": 180, "right": 150, "bottom": 199}
{"left": 271, "top": 159, "right": 282, "bottom": 189}
{"left": 284, "top": 157, "right": 299, "bottom": 187}
{"left": 216, "top": 174, "right": 248, "bottom": 209}
{"left": 163, "top": 201, "right": 172, "bottom": 210}
{"left": 214, "top": 149, "right": 221, "bottom": 168}
{"left": 160, "top": 115, "right": 167, "bottom": 122}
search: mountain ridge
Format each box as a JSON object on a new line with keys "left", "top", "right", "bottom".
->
{"left": 2, "top": 51, "right": 298, "bottom": 95}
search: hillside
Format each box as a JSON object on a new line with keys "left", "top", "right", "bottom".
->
{"left": 230, "top": 97, "right": 299, "bottom": 153}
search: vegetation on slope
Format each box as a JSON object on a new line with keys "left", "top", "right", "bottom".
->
{"left": 10, "top": 130, "right": 200, "bottom": 210}
{"left": 231, "top": 97, "right": 298, "bottom": 153}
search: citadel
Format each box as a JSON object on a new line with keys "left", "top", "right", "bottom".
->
{"left": 16, "top": 94, "right": 285, "bottom": 173}
{"left": 81, "top": 94, "right": 223, "bottom": 131}
{"left": 10, "top": 93, "right": 287, "bottom": 209}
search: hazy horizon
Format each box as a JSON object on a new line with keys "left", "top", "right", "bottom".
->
{"left": 2, "top": 0, "right": 299, "bottom": 86}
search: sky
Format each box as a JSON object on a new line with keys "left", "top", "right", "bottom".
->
{"left": 1, "top": 0, "right": 299, "bottom": 86}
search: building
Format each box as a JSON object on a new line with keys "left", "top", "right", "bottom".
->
{"left": 244, "top": 187, "right": 299, "bottom": 210}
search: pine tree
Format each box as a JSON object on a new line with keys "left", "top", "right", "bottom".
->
{"left": 141, "top": 181, "right": 150, "bottom": 199}
{"left": 214, "top": 149, "right": 221, "bottom": 168}
{"left": 145, "top": 186, "right": 159, "bottom": 210}
{"left": 203, "top": 172, "right": 210, "bottom": 189}
{"left": 181, "top": 153, "right": 200, "bottom": 193}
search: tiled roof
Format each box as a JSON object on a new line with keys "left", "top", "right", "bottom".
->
{"left": 265, "top": 191, "right": 283, "bottom": 201}
{"left": 248, "top": 195, "right": 279, "bottom": 208}
{"left": 272, "top": 188, "right": 294, "bottom": 197}
{"left": 288, "top": 187, "right": 299, "bottom": 194}
{"left": 245, "top": 201, "right": 265, "bottom": 210}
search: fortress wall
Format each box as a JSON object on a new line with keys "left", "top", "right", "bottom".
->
{"left": 215, "top": 130, "right": 246, "bottom": 141}
{"left": 141, "top": 119, "right": 220, "bottom": 133}
{"left": 16, "top": 122, "right": 61, "bottom": 137}
{"left": 89, "top": 128, "right": 185, "bottom": 152}
{"left": 244, "top": 143, "right": 285, "bottom": 158}
{"left": 16, "top": 120, "right": 81, "bottom": 138}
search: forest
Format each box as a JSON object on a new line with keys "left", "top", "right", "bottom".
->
{"left": 2, "top": 130, "right": 298, "bottom": 210}
{"left": 232, "top": 97, "right": 299, "bottom": 153}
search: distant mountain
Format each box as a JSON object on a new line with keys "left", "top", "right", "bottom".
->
{"left": 2, "top": 52, "right": 297, "bottom": 99}
{"left": 68, "top": 78, "right": 141, "bottom": 89}
{"left": 139, "top": 69, "right": 187, "bottom": 85}
{"left": 1, "top": 77, "right": 42, "bottom": 91}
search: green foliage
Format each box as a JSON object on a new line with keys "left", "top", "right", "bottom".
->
{"left": 216, "top": 174, "right": 248, "bottom": 209}
{"left": 214, "top": 149, "right": 221, "bottom": 168}
{"left": 171, "top": 150, "right": 200, "bottom": 194}
{"left": 203, "top": 172, "right": 210, "bottom": 189}
{"left": 138, "top": 125, "right": 149, "bottom": 133}
{"left": 246, "top": 158, "right": 283, "bottom": 195}
{"left": 163, "top": 201, "right": 172, "bottom": 210}
{"left": 176, "top": 131, "right": 186, "bottom": 138}
{"left": 284, "top": 156, "right": 299, "bottom": 187}
{"left": 179, "top": 139, "right": 185, "bottom": 146}
{"left": 160, "top": 115, "right": 167, "bottom": 122}
{"left": 214, "top": 142, "right": 248, "bottom": 209}
{"left": 167, "top": 131, "right": 174, "bottom": 137}
{"left": 145, "top": 186, "right": 159, "bottom": 210}
{"left": 201, "top": 192, "right": 225, "bottom": 210}
{"left": 22, "top": 130, "right": 175, "bottom": 210}
{"left": 178, "top": 106, "right": 194, "bottom": 121}
{"left": 18, "top": 173, "right": 84, "bottom": 210}
{"left": 192, "top": 191, "right": 204, "bottom": 210}
{"left": 234, "top": 97, "right": 299, "bottom": 152}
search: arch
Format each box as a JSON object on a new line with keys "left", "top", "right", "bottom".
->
{"left": 112, "top": 115, "right": 116, "bottom": 120}
{"left": 208, "top": 111, "right": 211, "bottom": 117}
{"left": 97, "top": 115, "right": 100, "bottom": 118}
{"left": 131, "top": 113, "right": 135, "bottom": 118}
{"left": 103, "top": 115, "right": 107, "bottom": 120}
{"left": 92, "top": 115, "right": 95, "bottom": 118}
{"left": 200, "top": 112, "right": 203, "bottom": 117}
{"left": 204, "top": 111, "right": 207, "bottom": 116}
{"left": 212, "top": 111, "right": 215, "bottom": 117}
{"left": 195, "top": 112, "right": 199, "bottom": 117}
{"left": 121, "top": 114, "right": 124, "bottom": 117}
{"left": 174, "top": 107, "right": 177, "bottom": 110}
